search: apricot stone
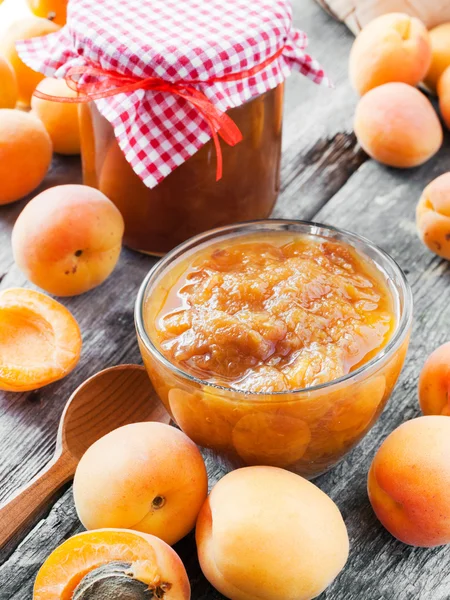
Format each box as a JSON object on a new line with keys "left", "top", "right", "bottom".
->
{"left": 368, "top": 416, "right": 450, "bottom": 547}
{"left": 354, "top": 83, "right": 442, "bottom": 168}
{"left": 12, "top": 185, "right": 124, "bottom": 296}
{"left": 437, "top": 66, "right": 450, "bottom": 131}
{"left": 196, "top": 466, "right": 349, "bottom": 600}
{"left": 424, "top": 23, "right": 450, "bottom": 94}
{"left": 74, "top": 422, "right": 208, "bottom": 546}
{"left": 0, "top": 109, "right": 52, "bottom": 205}
{"left": 349, "top": 13, "right": 431, "bottom": 96}
{"left": 416, "top": 172, "right": 450, "bottom": 260}
{"left": 0, "top": 55, "right": 18, "bottom": 109}
{"left": 31, "top": 78, "right": 80, "bottom": 155}
{"left": 418, "top": 342, "right": 450, "bottom": 416}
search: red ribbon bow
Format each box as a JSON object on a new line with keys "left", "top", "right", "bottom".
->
{"left": 33, "top": 46, "right": 284, "bottom": 181}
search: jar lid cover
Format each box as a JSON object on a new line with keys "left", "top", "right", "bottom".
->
{"left": 18, "top": 0, "right": 329, "bottom": 188}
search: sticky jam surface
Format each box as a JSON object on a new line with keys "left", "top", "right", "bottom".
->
{"left": 148, "top": 233, "right": 396, "bottom": 393}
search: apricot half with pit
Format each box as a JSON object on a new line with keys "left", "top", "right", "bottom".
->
{"left": 33, "top": 529, "right": 190, "bottom": 600}
{"left": 74, "top": 422, "right": 208, "bottom": 545}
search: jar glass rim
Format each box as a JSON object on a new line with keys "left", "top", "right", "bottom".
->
{"left": 135, "top": 219, "right": 413, "bottom": 398}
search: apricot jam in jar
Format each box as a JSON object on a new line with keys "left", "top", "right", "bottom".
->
{"left": 136, "top": 221, "right": 413, "bottom": 478}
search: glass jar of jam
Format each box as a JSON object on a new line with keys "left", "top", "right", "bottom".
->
{"left": 79, "top": 86, "right": 284, "bottom": 255}
{"left": 136, "top": 220, "right": 413, "bottom": 479}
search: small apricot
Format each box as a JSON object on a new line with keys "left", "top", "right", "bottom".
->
{"left": 0, "top": 55, "right": 18, "bottom": 108}
{"left": 74, "top": 422, "right": 208, "bottom": 545}
{"left": 368, "top": 416, "right": 450, "bottom": 547}
{"left": 31, "top": 78, "right": 80, "bottom": 155}
{"left": 418, "top": 342, "right": 450, "bottom": 416}
{"left": 349, "top": 13, "right": 431, "bottom": 96}
{"left": 354, "top": 83, "right": 442, "bottom": 168}
{"left": 12, "top": 185, "right": 124, "bottom": 296}
{"left": 416, "top": 172, "right": 450, "bottom": 260}
{"left": 0, "top": 288, "right": 81, "bottom": 392}
{"left": 437, "top": 66, "right": 450, "bottom": 130}
{"left": 27, "top": 0, "right": 68, "bottom": 26}
{"left": 0, "top": 109, "right": 52, "bottom": 205}
{"left": 424, "top": 23, "right": 450, "bottom": 94}
{"left": 0, "top": 16, "right": 60, "bottom": 107}
{"left": 196, "top": 466, "right": 349, "bottom": 600}
{"left": 33, "top": 529, "right": 190, "bottom": 600}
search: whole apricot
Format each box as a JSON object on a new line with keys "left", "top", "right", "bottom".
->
{"left": 12, "top": 185, "right": 124, "bottom": 296}
{"left": 196, "top": 466, "right": 349, "bottom": 600}
{"left": 0, "top": 55, "right": 18, "bottom": 108}
{"left": 0, "top": 109, "right": 52, "bottom": 205}
{"left": 31, "top": 78, "right": 80, "bottom": 155}
{"left": 33, "top": 529, "right": 190, "bottom": 600}
{"left": 368, "top": 416, "right": 450, "bottom": 547}
{"left": 416, "top": 172, "right": 450, "bottom": 260}
{"left": 27, "top": 0, "right": 68, "bottom": 26}
{"left": 437, "top": 66, "right": 450, "bottom": 130}
{"left": 0, "top": 17, "right": 60, "bottom": 107}
{"left": 349, "top": 13, "right": 431, "bottom": 96}
{"left": 354, "top": 83, "right": 442, "bottom": 168}
{"left": 74, "top": 422, "right": 208, "bottom": 545}
{"left": 418, "top": 342, "right": 450, "bottom": 416}
{"left": 424, "top": 23, "right": 450, "bottom": 94}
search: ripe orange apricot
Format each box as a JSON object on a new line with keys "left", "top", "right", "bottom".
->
{"left": 196, "top": 466, "right": 349, "bottom": 600}
{"left": 33, "top": 529, "right": 190, "bottom": 600}
{"left": 368, "top": 416, "right": 450, "bottom": 547}
{"left": 0, "top": 55, "right": 18, "bottom": 108}
{"left": 416, "top": 172, "right": 450, "bottom": 260}
{"left": 418, "top": 342, "right": 450, "bottom": 416}
{"left": 27, "top": 0, "right": 68, "bottom": 26}
{"left": 31, "top": 78, "right": 80, "bottom": 155}
{"left": 438, "top": 66, "right": 450, "bottom": 130}
{"left": 0, "top": 109, "right": 52, "bottom": 205}
{"left": 349, "top": 13, "right": 431, "bottom": 96}
{"left": 0, "top": 288, "right": 81, "bottom": 392}
{"left": 424, "top": 23, "right": 450, "bottom": 94}
{"left": 0, "top": 17, "right": 60, "bottom": 107}
{"left": 354, "top": 83, "right": 442, "bottom": 168}
{"left": 74, "top": 422, "right": 208, "bottom": 545}
{"left": 12, "top": 185, "right": 124, "bottom": 296}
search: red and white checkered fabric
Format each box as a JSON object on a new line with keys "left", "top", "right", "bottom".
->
{"left": 18, "top": 0, "right": 329, "bottom": 188}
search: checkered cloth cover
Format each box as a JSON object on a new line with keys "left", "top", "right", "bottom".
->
{"left": 18, "top": 0, "right": 329, "bottom": 188}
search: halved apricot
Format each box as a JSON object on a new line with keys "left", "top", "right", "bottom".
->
{"left": 34, "top": 529, "right": 190, "bottom": 600}
{"left": 0, "top": 288, "right": 81, "bottom": 391}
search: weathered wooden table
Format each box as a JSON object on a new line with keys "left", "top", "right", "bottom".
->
{"left": 1, "top": 1, "right": 450, "bottom": 598}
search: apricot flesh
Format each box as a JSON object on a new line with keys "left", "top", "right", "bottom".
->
{"left": 31, "top": 78, "right": 80, "bottom": 155}
{"left": 418, "top": 342, "right": 450, "bottom": 416}
{"left": 0, "top": 288, "right": 81, "bottom": 392}
{"left": 0, "top": 17, "right": 60, "bottom": 107}
{"left": 0, "top": 55, "right": 18, "bottom": 109}
{"left": 349, "top": 13, "right": 431, "bottom": 96}
{"left": 416, "top": 172, "right": 450, "bottom": 260}
{"left": 74, "top": 422, "right": 208, "bottom": 545}
{"left": 368, "top": 416, "right": 450, "bottom": 547}
{"left": 0, "top": 109, "right": 52, "bottom": 205}
{"left": 33, "top": 529, "right": 190, "bottom": 600}
{"left": 196, "top": 466, "right": 349, "bottom": 600}
{"left": 424, "top": 23, "right": 450, "bottom": 94}
{"left": 354, "top": 82, "right": 442, "bottom": 168}
{"left": 12, "top": 185, "right": 124, "bottom": 296}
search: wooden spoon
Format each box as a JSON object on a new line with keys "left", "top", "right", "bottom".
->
{"left": 0, "top": 364, "right": 170, "bottom": 547}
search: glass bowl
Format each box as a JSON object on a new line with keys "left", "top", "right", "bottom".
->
{"left": 135, "top": 220, "right": 413, "bottom": 478}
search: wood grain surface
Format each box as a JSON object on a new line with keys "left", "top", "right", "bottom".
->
{"left": 1, "top": 1, "right": 450, "bottom": 599}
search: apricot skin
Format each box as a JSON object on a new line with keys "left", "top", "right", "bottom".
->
{"left": 12, "top": 185, "right": 124, "bottom": 297}
{"left": 438, "top": 66, "right": 450, "bottom": 131}
{"left": 31, "top": 78, "right": 80, "bottom": 155}
{"left": 27, "top": 0, "right": 68, "bottom": 26}
{"left": 418, "top": 342, "right": 450, "bottom": 416}
{"left": 74, "top": 422, "right": 208, "bottom": 546}
{"left": 354, "top": 83, "right": 442, "bottom": 168}
{"left": 196, "top": 466, "right": 349, "bottom": 600}
{"left": 0, "top": 109, "right": 52, "bottom": 205}
{"left": 368, "top": 416, "right": 450, "bottom": 547}
{"left": 416, "top": 172, "right": 450, "bottom": 261}
{"left": 349, "top": 13, "right": 431, "bottom": 96}
{"left": 0, "top": 56, "right": 18, "bottom": 109}
{"left": 424, "top": 23, "right": 450, "bottom": 94}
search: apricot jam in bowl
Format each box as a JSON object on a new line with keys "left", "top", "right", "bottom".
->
{"left": 136, "top": 220, "right": 413, "bottom": 478}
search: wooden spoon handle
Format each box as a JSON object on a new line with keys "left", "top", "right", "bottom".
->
{"left": 0, "top": 452, "right": 75, "bottom": 547}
